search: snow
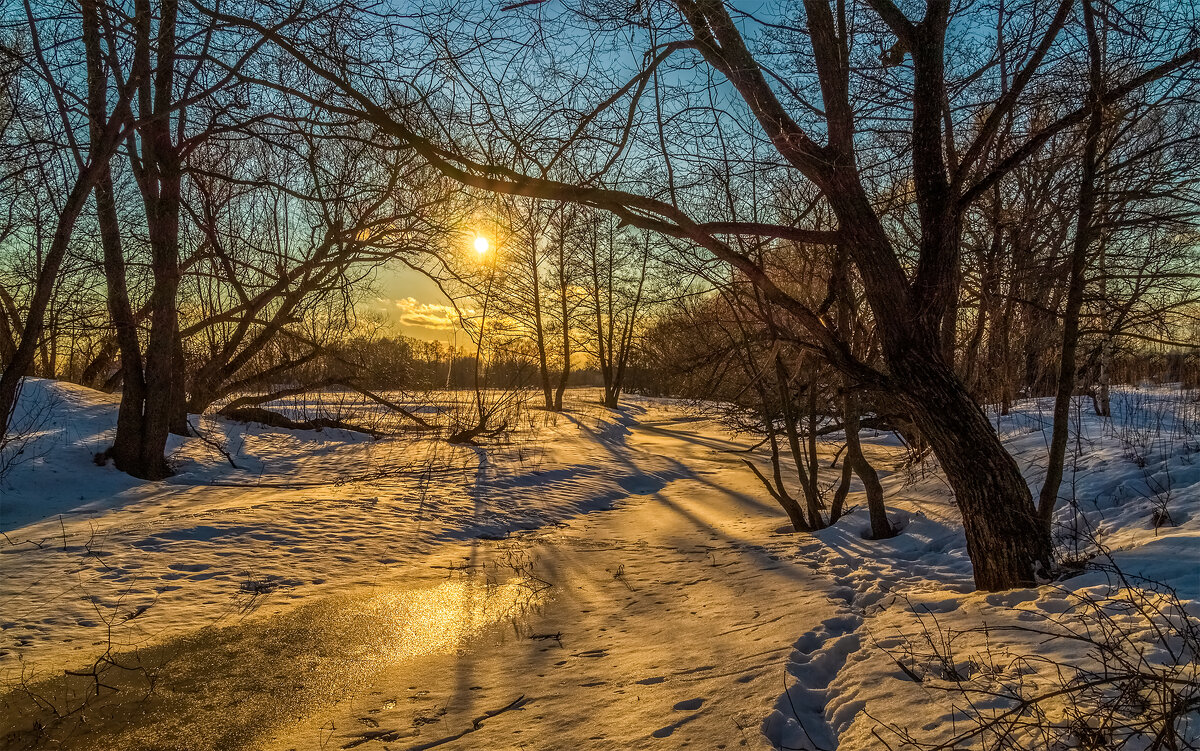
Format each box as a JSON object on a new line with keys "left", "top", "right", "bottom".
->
{"left": 762, "top": 386, "right": 1200, "bottom": 751}
{"left": 0, "top": 382, "right": 681, "bottom": 671}
{"left": 1, "top": 379, "right": 1197, "bottom": 749}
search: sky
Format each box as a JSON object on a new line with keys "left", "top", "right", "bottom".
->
{"left": 368, "top": 265, "right": 462, "bottom": 342}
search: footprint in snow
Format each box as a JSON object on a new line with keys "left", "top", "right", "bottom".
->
{"left": 167, "top": 562, "right": 210, "bottom": 572}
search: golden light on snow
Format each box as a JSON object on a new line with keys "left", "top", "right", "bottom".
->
{"left": 346, "top": 579, "right": 544, "bottom": 663}
{"left": 474, "top": 235, "right": 490, "bottom": 256}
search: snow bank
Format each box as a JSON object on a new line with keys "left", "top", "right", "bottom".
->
{"left": 764, "top": 386, "right": 1200, "bottom": 750}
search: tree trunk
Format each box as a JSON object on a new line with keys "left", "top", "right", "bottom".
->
{"left": 535, "top": 322, "right": 553, "bottom": 410}
{"left": 845, "top": 393, "right": 891, "bottom": 539}
{"left": 1096, "top": 337, "right": 1111, "bottom": 417}
{"left": 828, "top": 454, "right": 854, "bottom": 524}
{"left": 85, "top": 0, "right": 148, "bottom": 473}
{"left": 898, "top": 355, "right": 1052, "bottom": 589}
{"left": 96, "top": 167, "right": 148, "bottom": 473}
{"left": 0, "top": 175, "right": 95, "bottom": 437}
{"left": 529, "top": 254, "right": 554, "bottom": 410}
{"left": 827, "top": 141, "right": 1053, "bottom": 589}
{"left": 587, "top": 229, "right": 616, "bottom": 409}
{"left": 1038, "top": 0, "right": 1104, "bottom": 526}
{"left": 554, "top": 314, "right": 570, "bottom": 411}
{"left": 119, "top": 0, "right": 182, "bottom": 479}
{"left": 773, "top": 355, "right": 824, "bottom": 530}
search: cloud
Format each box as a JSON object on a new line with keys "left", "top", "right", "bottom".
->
{"left": 391, "top": 297, "right": 465, "bottom": 330}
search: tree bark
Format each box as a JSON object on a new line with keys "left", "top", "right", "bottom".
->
{"left": 96, "top": 169, "right": 148, "bottom": 471}
{"left": 105, "top": 0, "right": 184, "bottom": 479}
{"left": 84, "top": 0, "right": 147, "bottom": 472}
{"left": 898, "top": 354, "right": 1052, "bottom": 589}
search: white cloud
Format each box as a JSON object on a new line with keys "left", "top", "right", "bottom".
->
{"left": 392, "top": 297, "right": 465, "bottom": 330}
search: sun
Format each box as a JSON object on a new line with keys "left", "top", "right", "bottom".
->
{"left": 473, "top": 236, "right": 489, "bottom": 256}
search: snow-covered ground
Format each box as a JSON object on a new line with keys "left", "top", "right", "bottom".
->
{"left": 1, "top": 379, "right": 1197, "bottom": 749}
{"left": 763, "top": 387, "right": 1200, "bottom": 751}
{"left": 0, "top": 380, "right": 673, "bottom": 672}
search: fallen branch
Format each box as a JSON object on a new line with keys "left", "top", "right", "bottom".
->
{"left": 344, "top": 383, "right": 436, "bottom": 430}
{"left": 219, "top": 406, "right": 386, "bottom": 439}
{"left": 447, "top": 420, "right": 508, "bottom": 445}
{"left": 400, "top": 695, "right": 531, "bottom": 751}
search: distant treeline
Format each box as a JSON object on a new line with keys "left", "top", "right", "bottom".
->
{"left": 286, "top": 335, "right": 607, "bottom": 392}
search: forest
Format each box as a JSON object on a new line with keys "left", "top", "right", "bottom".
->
{"left": 0, "top": 0, "right": 1197, "bottom": 748}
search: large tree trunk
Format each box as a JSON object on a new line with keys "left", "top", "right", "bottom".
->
{"left": 135, "top": 184, "right": 182, "bottom": 479}
{"left": 86, "top": 0, "right": 147, "bottom": 473}
{"left": 112, "top": 0, "right": 182, "bottom": 480}
{"left": 96, "top": 168, "right": 148, "bottom": 473}
{"left": 897, "top": 354, "right": 1053, "bottom": 590}
{"left": 828, "top": 149, "right": 1053, "bottom": 590}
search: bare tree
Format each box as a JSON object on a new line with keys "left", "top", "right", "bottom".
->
{"left": 578, "top": 212, "right": 656, "bottom": 409}
{"left": 0, "top": 0, "right": 142, "bottom": 439}
{"left": 491, "top": 195, "right": 559, "bottom": 410}
{"left": 180, "top": 117, "right": 457, "bottom": 416}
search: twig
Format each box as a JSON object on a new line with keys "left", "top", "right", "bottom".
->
{"left": 400, "top": 695, "right": 531, "bottom": 751}
{"left": 188, "top": 418, "right": 240, "bottom": 469}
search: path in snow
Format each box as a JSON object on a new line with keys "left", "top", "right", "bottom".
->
{"left": 2, "top": 406, "right": 846, "bottom": 750}
{"left": 270, "top": 413, "right": 844, "bottom": 750}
